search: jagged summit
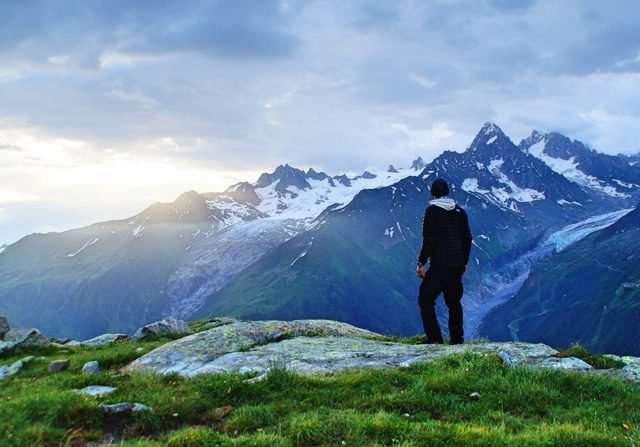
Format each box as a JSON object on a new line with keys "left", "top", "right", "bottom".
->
{"left": 481, "top": 121, "right": 503, "bottom": 135}
{"left": 468, "top": 122, "right": 512, "bottom": 153}
{"left": 306, "top": 167, "right": 329, "bottom": 181}
{"left": 519, "top": 129, "right": 640, "bottom": 198}
{"left": 410, "top": 157, "right": 426, "bottom": 171}
{"left": 255, "top": 164, "right": 312, "bottom": 192}
{"left": 520, "top": 129, "right": 546, "bottom": 148}
{"left": 332, "top": 174, "right": 351, "bottom": 187}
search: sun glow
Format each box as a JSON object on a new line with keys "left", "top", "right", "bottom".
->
{"left": 0, "top": 122, "right": 261, "bottom": 243}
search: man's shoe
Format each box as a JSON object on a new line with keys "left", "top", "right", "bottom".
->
{"left": 450, "top": 340, "right": 464, "bottom": 345}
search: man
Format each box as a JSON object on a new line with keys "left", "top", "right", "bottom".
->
{"left": 416, "top": 178, "right": 472, "bottom": 344}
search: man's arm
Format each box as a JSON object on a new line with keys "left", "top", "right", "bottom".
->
{"left": 461, "top": 210, "right": 472, "bottom": 266}
{"left": 417, "top": 207, "right": 436, "bottom": 267}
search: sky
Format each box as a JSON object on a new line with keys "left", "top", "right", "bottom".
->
{"left": 1, "top": 0, "right": 640, "bottom": 244}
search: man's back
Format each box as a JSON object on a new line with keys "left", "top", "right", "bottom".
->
{"left": 418, "top": 199, "right": 472, "bottom": 268}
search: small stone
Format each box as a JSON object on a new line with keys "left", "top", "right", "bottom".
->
{"left": 0, "top": 315, "right": 9, "bottom": 338}
{"left": 135, "top": 347, "right": 145, "bottom": 353}
{"left": 469, "top": 392, "right": 481, "bottom": 401}
{"left": 212, "top": 405, "right": 234, "bottom": 420}
{"left": 499, "top": 351, "right": 513, "bottom": 366}
{"left": 132, "top": 403, "right": 152, "bottom": 412}
{"left": 81, "top": 333, "right": 129, "bottom": 347}
{"left": 100, "top": 402, "right": 152, "bottom": 414}
{"left": 48, "top": 359, "right": 70, "bottom": 373}
{"left": 75, "top": 386, "right": 116, "bottom": 396}
{"left": 82, "top": 361, "right": 100, "bottom": 375}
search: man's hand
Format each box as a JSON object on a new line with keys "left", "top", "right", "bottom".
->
{"left": 416, "top": 265, "right": 425, "bottom": 278}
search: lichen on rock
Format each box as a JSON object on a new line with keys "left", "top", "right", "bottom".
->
{"left": 123, "top": 319, "right": 640, "bottom": 381}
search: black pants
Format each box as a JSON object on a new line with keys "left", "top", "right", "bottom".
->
{"left": 418, "top": 266, "right": 464, "bottom": 344}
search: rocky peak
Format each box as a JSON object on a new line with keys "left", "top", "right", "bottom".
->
{"left": 333, "top": 174, "right": 352, "bottom": 187}
{"left": 387, "top": 164, "right": 399, "bottom": 173}
{"left": 467, "top": 122, "right": 519, "bottom": 161}
{"left": 255, "top": 164, "right": 312, "bottom": 192}
{"left": 306, "top": 168, "right": 330, "bottom": 182}
{"left": 410, "top": 157, "right": 426, "bottom": 171}
{"left": 222, "top": 182, "right": 260, "bottom": 205}
{"left": 519, "top": 130, "right": 547, "bottom": 151}
{"left": 355, "top": 171, "right": 376, "bottom": 180}
{"left": 141, "top": 191, "right": 210, "bottom": 224}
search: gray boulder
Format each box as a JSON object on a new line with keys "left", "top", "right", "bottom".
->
{"left": 0, "top": 315, "right": 9, "bottom": 338}
{"left": 124, "top": 319, "right": 382, "bottom": 376}
{"left": 4, "top": 328, "right": 50, "bottom": 348}
{"left": 82, "top": 361, "right": 100, "bottom": 375}
{"left": 75, "top": 386, "right": 116, "bottom": 397}
{"left": 81, "top": 333, "right": 129, "bottom": 347}
{"left": 133, "top": 317, "right": 193, "bottom": 340}
{"left": 0, "top": 356, "right": 33, "bottom": 381}
{"left": 48, "top": 359, "right": 70, "bottom": 373}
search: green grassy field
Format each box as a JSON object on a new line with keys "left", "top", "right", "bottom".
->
{"left": 1, "top": 330, "right": 639, "bottom": 446}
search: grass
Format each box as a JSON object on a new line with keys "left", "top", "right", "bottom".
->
{"left": 0, "top": 338, "right": 639, "bottom": 446}
{"left": 556, "top": 343, "right": 627, "bottom": 369}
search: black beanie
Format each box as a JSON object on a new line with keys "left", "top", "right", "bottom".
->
{"left": 430, "top": 178, "right": 449, "bottom": 197}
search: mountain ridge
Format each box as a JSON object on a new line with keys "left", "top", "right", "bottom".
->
{"left": 2, "top": 123, "right": 640, "bottom": 345}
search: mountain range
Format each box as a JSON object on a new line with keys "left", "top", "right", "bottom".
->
{"left": 1, "top": 123, "right": 639, "bottom": 350}
{"left": 479, "top": 202, "right": 640, "bottom": 355}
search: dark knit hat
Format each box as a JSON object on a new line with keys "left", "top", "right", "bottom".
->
{"left": 430, "top": 178, "right": 449, "bottom": 197}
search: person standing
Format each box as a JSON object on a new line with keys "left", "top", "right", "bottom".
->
{"left": 416, "top": 178, "right": 472, "bottom": 344}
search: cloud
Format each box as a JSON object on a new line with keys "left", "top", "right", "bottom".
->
{"left": 0, "top": 0, "right": 299, "bottom": 73}
{"left": 1, "top": 1, "right": 640, "bottom": 240}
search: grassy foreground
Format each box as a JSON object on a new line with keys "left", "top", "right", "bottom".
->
{"left": 1, "top": 334, "right": 639, "bottom": 446}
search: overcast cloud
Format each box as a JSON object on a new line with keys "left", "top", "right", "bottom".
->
{"left": 1, "top": 0, "right": 640, "bottom": 244}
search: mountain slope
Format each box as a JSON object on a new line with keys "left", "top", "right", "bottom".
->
{"left": 479, "top": 203, "right": 640, "bottom": 355}
{"left": 0, "top": 164, "right": 417, "bottom": 339}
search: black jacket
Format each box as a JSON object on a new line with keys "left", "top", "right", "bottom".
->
{"left": 418, "top": 203, "right": 472, "bottom": 268}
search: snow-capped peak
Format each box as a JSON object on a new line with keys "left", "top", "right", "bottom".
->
{"left": 481, "top": 122, "right": 504, "bottom": 136}
{"left": 470, "top": 122, "right": 509, "bottom": 151}
{"left": 524, "top": 133, "right": 629, "bottom": 198}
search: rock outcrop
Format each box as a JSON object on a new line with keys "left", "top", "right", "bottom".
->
{"left": 4, "top": 328, "right": 50, "bottom": 347}
{"left": 133, "top": 317, "right": 193, "bottom": 340}
{"left": 123, "top": 319, "right": 640, "bottom": 382}
{"left": 78, "top": 333, "right": 130, "bottom": 347}
{"left": 0, "top": 356, "right": 33, "bottom": 381}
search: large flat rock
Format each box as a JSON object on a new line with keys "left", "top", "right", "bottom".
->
{"left": 124, "top": 319, "right": 380, "bottom": 375}
{"left": 124, "top": 319, "right": 634, "bottom": 379}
